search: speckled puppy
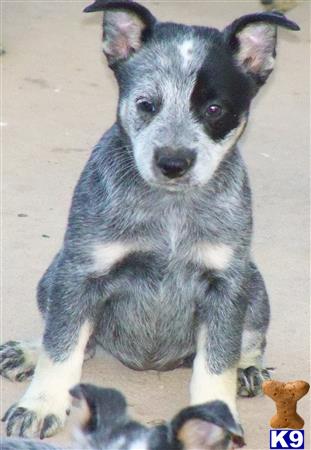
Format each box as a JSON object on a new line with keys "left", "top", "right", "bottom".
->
{"left": 0, "top": 0, "right": 299, "bottom": 442}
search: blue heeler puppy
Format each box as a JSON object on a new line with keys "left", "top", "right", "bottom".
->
{"left": 0, "top": 0, "right": 299, "bottom": 445}
{"left": 1, "top": 383, "right": 246, "bottom": 449}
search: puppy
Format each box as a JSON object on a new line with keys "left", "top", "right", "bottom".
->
{"left": 1, "top": 383, "right": 244, "bottom": 449}
{"left": 0, "top": 0, "right": 299, "bottom": 443}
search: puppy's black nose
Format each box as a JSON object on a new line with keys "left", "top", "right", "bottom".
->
{"left": 157, "top": 157, "right": 190, "bottom": 178}
{"left": 155, "top": 148, "right": 196, "bottom": 179}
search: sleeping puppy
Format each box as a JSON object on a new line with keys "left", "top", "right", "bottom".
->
{"left": 1, "top": 383, "right": 244, "bottom": 450}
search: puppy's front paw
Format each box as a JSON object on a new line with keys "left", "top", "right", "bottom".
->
{"left": 0, "top": 341, "right": 38, "bottom": 382}
{"left": 2, "top": 395, "right": 69, "bottom": 438}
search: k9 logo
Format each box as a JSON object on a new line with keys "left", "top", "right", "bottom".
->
{"left": 270, "top": 430, "right": 304, "bottom": 449}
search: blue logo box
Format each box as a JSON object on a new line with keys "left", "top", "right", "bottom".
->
{"left": 270, "top": 430, "right": 304, "bottom": 449}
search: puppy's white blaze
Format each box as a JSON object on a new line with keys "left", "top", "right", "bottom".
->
{"left": 195, "top": 242, "right": 233, "bottom": 271}
{"left": 190, "top": 327, "right": 238, "bottom": 419}
{"left": 178, "top": 40, "right": 194, "bottom": 68}
{"left": 18, "top": 321, "right": 92, "bottom": 425}
{"left": 92, "top": 242, "right": 135, "bottom": 274}
{"left": 128, "top": 439, "right": 149, "bottom": 450}
{"left": 194, "top": 119, "right": 246, "bottom": 185}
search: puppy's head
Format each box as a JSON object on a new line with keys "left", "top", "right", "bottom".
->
{"left": 169, "top": 401, "right": 245, "bottom": 450}
{"left": 84, "top": 1, "right": 299, "bottom": 190}
{"left": 70, "top": 383, "right": 150, "bottom": 449}
{"left": 70, "top": 384, "right": 245, "bottom": 450}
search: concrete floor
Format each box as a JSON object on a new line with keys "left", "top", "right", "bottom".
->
{"left": 1, "top": 1, "right": 310, "bottom": 449}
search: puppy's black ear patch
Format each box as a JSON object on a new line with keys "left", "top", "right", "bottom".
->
{"left": 171, "top": 401, "right": 245, "bottom": 450}
{"left": 84, "top": 0, "right": 156, "bottom": 66}
{"left": 70, "top": 383, "right": 127, "bottom": 432}
{"left": 224, "top": 12, "right": 299, "bottom": 85}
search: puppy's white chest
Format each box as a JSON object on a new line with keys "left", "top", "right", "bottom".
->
{"left": 91, "top": 242, "right": 136, "bottom": 274}
{"left": 192, "top": 242, "right": 233, "bottom": 271}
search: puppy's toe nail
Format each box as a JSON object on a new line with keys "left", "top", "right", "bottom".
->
{"left": 1, "top": 403, "right": 17, "bottom": 422}
{"left": 40, "top": 414, "right": 62, "bottom": 439}
{"left": 15, "top": 368, "right": 34, "bottom": 382}
{"left": 19, "top": 411, "right": 37, "bottom": 437}
{"left": 261, "top": 368, "right": 272, "bottom": 380}
{"left": 6, "top": 407, "right": 27, "bottom": 436}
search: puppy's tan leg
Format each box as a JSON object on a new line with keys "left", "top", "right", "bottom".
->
{"left": 190, "top": 327, "right": 238, "bottom": 420}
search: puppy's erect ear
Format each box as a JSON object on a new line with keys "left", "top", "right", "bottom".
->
{"left": 70, "top": 383, "right": 127, "bottom": 432}
{"left": 84, "top": 0, "right": 156, "bottom": 66}
{"left": 171, "top": 401, "right": 245, "bottom": 450}
{"left": 224, "top": 12, "right": 299, "bottom": 85}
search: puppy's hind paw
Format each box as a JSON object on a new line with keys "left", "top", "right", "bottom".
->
{"left": 0, "top": 341, "right": 38, "bottom": 382}
{"left": 238, "top": 366, "right": 272, "bottom": 397}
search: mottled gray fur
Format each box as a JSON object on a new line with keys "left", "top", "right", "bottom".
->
{"left": 37, "top": 126, "right": 267, "bottom": 371}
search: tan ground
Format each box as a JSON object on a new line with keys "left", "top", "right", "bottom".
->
{"left": 1, "top": 1, "right": 310, "bottom": 449}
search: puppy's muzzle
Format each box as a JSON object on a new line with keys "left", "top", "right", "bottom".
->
{"left": 154, "top": 147, "right": 196, "bottom": 179}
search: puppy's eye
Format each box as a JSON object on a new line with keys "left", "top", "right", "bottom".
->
{"left": 136, "top": 99, "right": 157, "bottom": 115}
{"left": 206, "top": 104, "right": 223, "bottom": 118}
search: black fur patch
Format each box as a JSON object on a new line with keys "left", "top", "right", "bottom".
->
{"left": 190, "top": 41, "right": 253, "bottom": 141}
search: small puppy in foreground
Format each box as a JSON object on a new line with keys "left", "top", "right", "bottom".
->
{"left": 0, "top": 0, "right": 299, "bottom": 446}
{"left": 2, "top": 383, "right": 245, "bottom": 449}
